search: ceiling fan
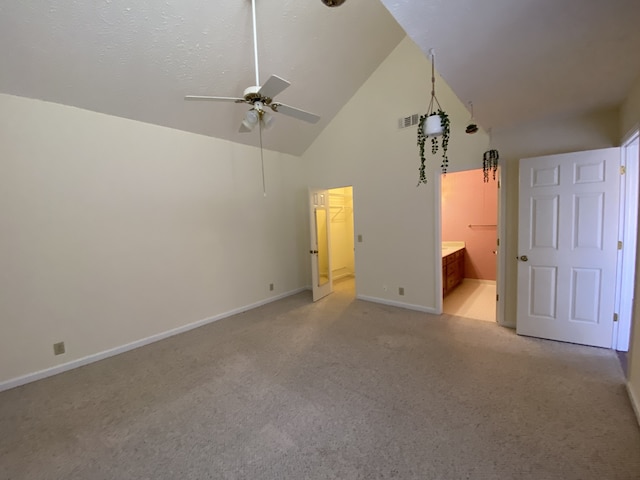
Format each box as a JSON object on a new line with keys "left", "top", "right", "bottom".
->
{"left": 184, "top": 0, "right": 320, "bottom": 133}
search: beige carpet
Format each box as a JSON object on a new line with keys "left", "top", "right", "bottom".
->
{"left": 1, "top": 278, "right": 639, "bottom": 479}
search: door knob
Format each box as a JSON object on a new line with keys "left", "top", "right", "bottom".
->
{"left": 519, "top": 255, "right": 528, "bottom": 262}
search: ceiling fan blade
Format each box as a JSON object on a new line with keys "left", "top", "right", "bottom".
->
{"left": 257, "top": 75, "right": 290, "bottom": 100}
{"left": 185, "top": 95, "right": 245, "bottom": 103}
{"left": 270, "top": 103, "right": 320, "bottom": 124}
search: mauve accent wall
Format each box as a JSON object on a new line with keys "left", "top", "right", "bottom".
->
{"left": 441, "top": 169, "right": 498, "bottom": 280}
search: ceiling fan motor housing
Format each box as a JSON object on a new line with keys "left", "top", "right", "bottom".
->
{"left": 243, "top": 86, "right": 272, "bottom": 105}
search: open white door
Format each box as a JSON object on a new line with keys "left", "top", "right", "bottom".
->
{"left": 309, "top": 188, "right": 332, "bottom": 301}
{"left": 516, "top": 148, "right": 620, "bottom": 348}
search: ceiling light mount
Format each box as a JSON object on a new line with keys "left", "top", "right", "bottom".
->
{"left": 321, "top": 0, "right": 346, "bottom": 6}
{"left": 465, "top": 101, "right": 478, "bottom": 134}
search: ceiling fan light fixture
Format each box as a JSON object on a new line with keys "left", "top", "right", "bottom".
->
{"left": 241, "top": 119, "right": 255, "bottom": 131}
{"left": 248, "top": 109, "right": 260, "bottom": 124}
{"left": 262, "top": 112, "right": 275, "bottom": 130}
{"left": 242, "top": 109, "right": 259, "bottom": 131}
{"left": 246, "top": 109, "right": 259, "bottom": 124}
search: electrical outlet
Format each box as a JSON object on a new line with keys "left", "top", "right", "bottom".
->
{"left": 399, "top": 287, "right": 405, "bottom": 296}
{"left": 53, "top": 342, "right": 65, "bottom": 356}
{"left": 269, "top": 283, "right": 274, "bottom": 291}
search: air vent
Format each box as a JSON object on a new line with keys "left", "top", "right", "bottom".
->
{"left": 399, "top": 113, "right": 420, "bottom": 129}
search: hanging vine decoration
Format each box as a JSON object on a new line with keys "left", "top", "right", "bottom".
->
{"left": 417, "top": 49, "right": 451, "bottom": 185}
{"left": 417, "top": 116, "right": 427, "bottom": 184}
{"left": 417, "top": 109, "right": 450, "bottom": 184}
{"left": 482, "top": 149, "right": 499, "bottom": 183}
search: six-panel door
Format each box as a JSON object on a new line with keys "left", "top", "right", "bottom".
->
{"left": 516, "top": 148, "right": 621, "bottom": 348}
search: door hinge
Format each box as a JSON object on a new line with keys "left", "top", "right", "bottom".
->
{"left": 613, "top": 313, "right": 619, "bottom": 322}
{"left": 618, "top": 241, "right": 623, "bottom": 250}
{"left": 620, "top": 165, "right": 626, "bottom": 175}
{"left": 497, "top": 180, "right": 501, "bottom": 188}
{"left": 496, "top": 294, "right": 499, "bottom": 302}
{"left": 497, "top": 238, "right": 500, "bottom": 246}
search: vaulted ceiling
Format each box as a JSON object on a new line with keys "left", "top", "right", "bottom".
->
{"left": 385, "top": 0, "right": 640, "bottom": 133}
{"left": 1, "top": 0, "right": 639, "bottom": 156}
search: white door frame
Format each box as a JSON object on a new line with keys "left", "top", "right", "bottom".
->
{"left": 434, "top": 171, "right": 443, "bottom": 313}
{"left": 496, "top": 162, "right": 508, "bottom": 326}
{"left": 309, "top": 188, "right": 333, "bottom": 301}
{"left": 614, "top": 129, "right": 640, "bottom": 351}
{"left": 309, "top": 185, "right": 357, "bottom": 301}
{"left": 434, "top": 165, "right": 506, "bottom": 325}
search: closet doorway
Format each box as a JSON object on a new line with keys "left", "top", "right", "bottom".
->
{"left": 328, "top": 186, "right": 356, "bottom": 297}
{"left": 440, "top": 169, "right": 499, "bottom": 322}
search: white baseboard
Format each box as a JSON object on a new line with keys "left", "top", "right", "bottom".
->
{"left": 0, "top": 287, "right": 307, "bottom": 393}
{"left": 627, "top": 382, "right": 640, "bottom": 427}
{"left": 356, "top": 295, "right": 438, "bottom": 315}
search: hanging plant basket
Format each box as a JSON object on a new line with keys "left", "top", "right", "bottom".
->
{"left": 483, "top": 149, "right": 499, "bottom": 182}
{"left": 418, "top": 110, "right": 450, "bottom": 185}
{"left": 417, "top": 49, "right": 451, "bottom": 185}
{"left": 424, "top": 113, "right": 444, "bottom": 136}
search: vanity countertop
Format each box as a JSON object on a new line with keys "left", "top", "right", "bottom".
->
{"left": 442, "top": 241, "right": 465, "bottom": 258}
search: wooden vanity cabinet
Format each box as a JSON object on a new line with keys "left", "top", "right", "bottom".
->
{"left": 443, "top": 249, "right": 465, "bottom": 296}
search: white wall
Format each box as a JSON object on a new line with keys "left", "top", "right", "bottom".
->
{"left": 0, "top": 94, "right": 309, "bottom": 385}
{"left": 621, "top": 75, "right": 640, "bottom": 139}
{"left": 302, "top": 37, "right": 488, "bottom": 311}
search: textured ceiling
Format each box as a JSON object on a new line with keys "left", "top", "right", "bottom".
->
{"left": 0, "top": 0, "right": 405, "bottom": 156}
{"left": 1, "top": 1, "right": 639, "bottom": 156}
{"left": 382, "top": 0, "right": 640, "bottom": 132}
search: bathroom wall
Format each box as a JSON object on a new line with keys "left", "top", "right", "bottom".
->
{"left": 441, "top": 169, "right": 498, "bottom": 280}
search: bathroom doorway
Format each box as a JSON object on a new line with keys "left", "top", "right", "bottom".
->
{"left": 440, "top": 169, "right": 499, "bottom": 322}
